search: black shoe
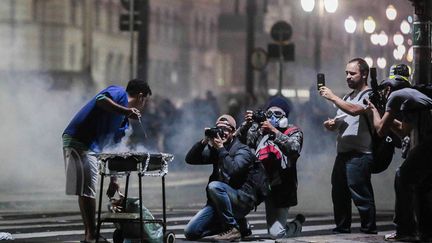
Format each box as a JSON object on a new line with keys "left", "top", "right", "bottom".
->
{"left": 332, "top": 228, "right": 351, "bottom": 234}
{"left": 360, "top": 228, "right": 378, "bottom": 234}
{"left": 238, "top": 218, "right": 252, "bottom": 238}
{"left": 240, "top": 227, "right": 252, "bottom": 238}
{"left": 285, "top": 214, "right": 306, "bottom": 237}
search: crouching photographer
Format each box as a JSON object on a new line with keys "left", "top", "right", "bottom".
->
{"left": 237, "top": 96, "right": 305, "bottom": 239}
{"left": 183, "top": 114, "right": 257, "bottom": 241}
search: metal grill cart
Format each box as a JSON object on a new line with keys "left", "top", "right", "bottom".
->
{"left": 94, "top": 152, "right": 175, "bottom": 243}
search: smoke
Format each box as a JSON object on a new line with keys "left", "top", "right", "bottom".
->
{"left": 0, "top": 76, "right": 91, "bottom": 202}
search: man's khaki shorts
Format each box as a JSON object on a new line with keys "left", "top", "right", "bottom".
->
{"left": 63, "top": 147, "right": 98, "bottom": 198}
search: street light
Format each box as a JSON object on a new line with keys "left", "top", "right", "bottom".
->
{"left": 397, "top": 44, "right": 406, "bottom": 55}
{"left": 393, "top": 32, "right": 404, "bottom": 46}
{"left": 301, "top": 0, "right": 337, "bottom": 73}
{"left": 377, "top": 57, "right": 387, "bottom": 69}
{"left": 370, "top": 33, "right": 380, "bottom": 45}
{"left": 400, "top": 20, "right": 410, "bottom": 34}
{"left": 323, "top": 0, "right": 338, "bottom": 13}
{"left": 363, "top": 16, "right": 376, "bottom": 34}
{"left": 393, "top": 49, "right": 403, "bottom": 60}
{"left": 301, "top": 0, "right": 315, "bottom": 12}
{"left": 386, "top": 5, "right": 397, "bottom": 21}
{"left": 378, "top": 31, "right": 388, "bottom": 46}
{"left": 406, "top": 46, "right": 413, "bottom": 62}
{"left": 344, "top": 16, "right": 357, "bottom": 34}
{"left": 364, "top": 56, "right": 373, "bottom": 67}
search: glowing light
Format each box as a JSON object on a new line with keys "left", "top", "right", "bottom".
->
{"left": 393, "top": 49, "right": 403, "bottom": 60}
{"left": 363, "top": 16, "right": 376, "bottom": 34}
{"left": 378, "top": 31, "right": 388, "bottom": 46}
{"left": 377, "top": 57, "right": 387, "bottom": 69}
{"left": 400, "top": 20, "right": 411, "bottom": 34}
{"left": 407, "top": 16, "right": 413, "bottom": 24}
{"left": 364, "top": 56, "right": 373, "bottom": 67}
{"left": 406, "top": 46, "right": 413, "bottom": 62}
{"left": 344, "top": 16, "right": 357, "bottom": 34}
{"left": 301, "top": 0, "right": 315, "bottom": 12}
{"left": 370, "top": 33, "right": 380, "bottom": 45}
{"left": 397, "top": 45, "right": 406, "bottom": 55}
{"left": 324, "top": 0, "right": 338, "bottom": 13}
{"left": 393, "top": 32, "right": 404, "bottom": 46}
{"left": 386, "top": 5, "right": 397, "bottom": 20}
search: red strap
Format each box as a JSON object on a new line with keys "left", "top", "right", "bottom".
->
{"left": 257, "top": 145, "right": 282, "bottom": 161}
{"left": 284, "top": 126, "right": 300, "bottom": 136}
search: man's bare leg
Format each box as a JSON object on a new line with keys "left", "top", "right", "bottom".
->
{"left": 79, "top": 196, "right": 96, "bottom": 241}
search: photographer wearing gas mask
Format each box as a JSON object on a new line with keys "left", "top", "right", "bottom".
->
{"left": 183, "top": 114, "right": 255, "bottom": 241}
{"left": 319, "top": 58, "right": 377, "bottom": 235}
{"left": 366, "top": 66, "right": 432, "bottom": 242}
{"left": 237, "top": 96, "right": 305, "bottom": 239}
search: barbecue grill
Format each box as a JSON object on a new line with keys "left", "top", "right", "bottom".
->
{"left": 93, "top": 152, "right": 175, "bottom": 243}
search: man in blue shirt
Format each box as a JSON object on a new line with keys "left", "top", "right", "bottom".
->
{"left": 63, "top": 79, "right": 152, "bottom": 242}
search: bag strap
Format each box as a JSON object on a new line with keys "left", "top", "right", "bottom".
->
{"left": 342, "top": 88, "right": 372, "bottom": 102}
{"left": 283, "top": 126, "right": 300, "bottom": 136}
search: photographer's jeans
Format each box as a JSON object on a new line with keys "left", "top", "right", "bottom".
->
{"left": 184, "top": 181, "right": 251, "bottom": 240}
{"left": 331, "top": 152, "right": 376, "bottom": 233}
{"left": 394, "top": 140, "right": 432, "bottom": 239}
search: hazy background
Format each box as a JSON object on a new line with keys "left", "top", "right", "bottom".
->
{"left": 0, "top": 0, "right": 413, "bottom": 214}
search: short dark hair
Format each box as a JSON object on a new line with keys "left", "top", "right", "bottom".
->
{"left": 126, "top": 79, "right": 152, "bottom": 96}
{"left": 349, "top": 58, "right": 369, "bottom": 82}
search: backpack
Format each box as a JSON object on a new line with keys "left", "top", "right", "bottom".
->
{"left": 413, "top": 84, "right": 432, "bottom": 99}
{"left": 343, "top": 90, "right": 395, "bottom": 174}
{"left": 240, "top": 161, "right": 271, "bottom": 207}
{"left": 363, "top": 118, "right": 396, "bottom": 173}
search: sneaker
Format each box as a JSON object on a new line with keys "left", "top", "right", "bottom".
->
{"left": 384, "top": 232, "right": 420, "bottom": 242}
{"left": 213, "top": 227, "right": 241, "bottom": 241}
{"left": 285, "top": 214, "right": 306, "bottom": 237}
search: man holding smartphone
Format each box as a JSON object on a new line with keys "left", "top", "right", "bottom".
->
{"left": 319, "top": 58, "right": 377, "bottom": 234}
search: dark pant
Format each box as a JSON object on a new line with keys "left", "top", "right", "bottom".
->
{"left": 331, "top": 152, "right": 376, "bottom": 232}
{"left": 394, "top": 140, "right": 432, "bottom": 239}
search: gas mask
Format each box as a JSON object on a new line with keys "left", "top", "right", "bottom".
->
{"left": 266, "top": 109, "right": 288, "bottom": 129}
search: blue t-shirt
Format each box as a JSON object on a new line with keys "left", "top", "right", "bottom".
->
{"left": 63, "top": 85, "right": 129, "bottom": 152}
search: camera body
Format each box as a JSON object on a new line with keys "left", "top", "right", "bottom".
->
{"left": 365, "top": 67, "right": 387, "bottom": 111}
{"left": 205, "top": 127, "right": 224, "bottom": 138}
{"left": 252, "top": 109, "right": 267, "bottom": 123}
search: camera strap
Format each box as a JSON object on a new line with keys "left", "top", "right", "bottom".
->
{"left": 342, "top": 88, "right": 372, "bottom": 102}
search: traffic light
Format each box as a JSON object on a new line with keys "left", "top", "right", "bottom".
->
{"left": 119, "top": 0, "right": 143, "bottom": 31}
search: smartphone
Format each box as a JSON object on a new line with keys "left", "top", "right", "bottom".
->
{"left": 317, "top": 73, "right": 325, "bottom": 90}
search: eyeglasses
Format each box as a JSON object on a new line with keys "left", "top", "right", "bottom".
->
{"left": 266, "top": 110, "right": 285, "bottom": 118}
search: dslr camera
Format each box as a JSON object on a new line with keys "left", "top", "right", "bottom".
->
{"left": 205, "top": 127, "right": 224, "bottom": 138}
{"left": 252, "top": 109, "right": 267, "bottom": 123}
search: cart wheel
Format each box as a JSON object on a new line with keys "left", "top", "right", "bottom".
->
{"left": 112, "top": 229, "right": 124, "bottom": 243}
{"left": 164, "top": 232, "right": 175, "bottom": 243}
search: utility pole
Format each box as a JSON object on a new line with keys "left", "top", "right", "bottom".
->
{"left": 246, "top": 0, "right": 256, "bottom": 97}
{"left": 137, "top": 0, "right": 149, "bottom": 81}
{"left": 410, "top": 0, "right": 432, "bottom": 85}
{"left": 82, "top": 0, "right": 93, "bottom": 85}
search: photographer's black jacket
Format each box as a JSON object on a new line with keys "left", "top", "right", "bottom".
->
{"left": 185, "top": 137, "right": 255, "bottom": 190}
{"left": 237, "top": 122, "right": 303, "bottom": 208}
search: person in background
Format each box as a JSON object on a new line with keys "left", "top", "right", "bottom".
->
{"left": 62, "top": 79, "right": 151, "bottom": 243}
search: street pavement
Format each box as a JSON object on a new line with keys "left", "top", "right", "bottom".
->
{"left": 0, "top": 207, "right": 397, "bottom": 243}
{"left": 0, "top": 171, "right": 400, "bottom": 242}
